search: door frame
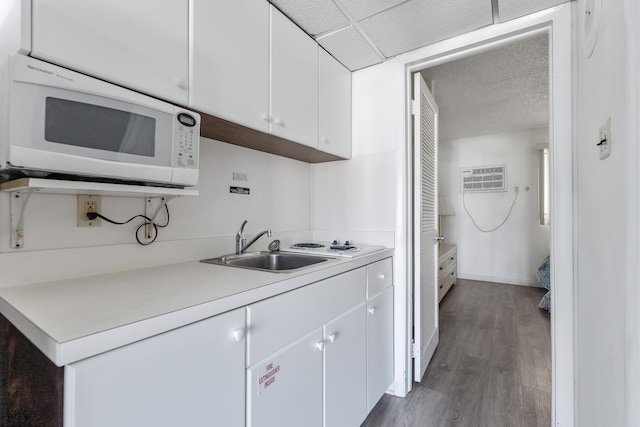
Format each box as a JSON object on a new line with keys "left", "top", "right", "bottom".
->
{"left": 396, "top": 4, "right": 575, "bottom": 426}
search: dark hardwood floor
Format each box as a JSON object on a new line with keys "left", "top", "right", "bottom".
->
{"left": 361, "top": 279, "right": 551, "bottom": 427}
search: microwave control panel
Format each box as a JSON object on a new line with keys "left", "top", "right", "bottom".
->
{"left": 175, "top": 113, "right": 199, "bottom": 169}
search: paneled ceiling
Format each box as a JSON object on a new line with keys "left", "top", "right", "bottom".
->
{"left": 269, "top": 0, "right": 568, "bottom": 71}
{"left": 269, "top": 0, "right": 556, "bottom": 140}
{"left": 420, "top": 33, "right": 549, "bottom": 140}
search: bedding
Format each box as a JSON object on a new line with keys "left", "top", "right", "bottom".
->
{"left": 536, "top": 255, "right": 550, "bottom": 312}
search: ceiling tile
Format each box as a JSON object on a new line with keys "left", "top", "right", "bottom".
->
{"left": 420, "top": 34, "right": 549, "bottom": 140}
{"left": 359, "top": 0, "right": 494, "bottom": 58}
{"left": 269, "top": 0, "right": 350, "bottom": 36}
{"left": 498, "top": 0, "right": 569, "bottom": 22}
{"left": 337, "top": 0, "right": 408, "bottom": 21}
{"left": 317, "top": 26, "right": 383, "bottom": 71}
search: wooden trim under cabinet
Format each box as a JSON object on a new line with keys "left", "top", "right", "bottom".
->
{"left": 198, "top": 112, "right": 347, "bottom": 163}
{"left": 438, "top": 244, "right": 457, "bottom": 303}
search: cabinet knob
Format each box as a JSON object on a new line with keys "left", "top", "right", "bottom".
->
{"left": 232, "top": 328, "right": 246, "bottom": 342}
{"left": 327, "top": 333, "right": 336, "bottom": 343}
{"left": 378, "top": 273, "right": 386, "bottom": 280}
{"left": 176, "top": 78, "right": 187, "bottom": 89}
{"left": 273, "top": 117, "right": 285, "bottom": 126}
{"left": 368, "top": 307, "right": 376, "bottom": 315}
{"left": 261, "top": 113, "right": 271, "bottom": 122}
{"left": 315, "top": 341, "right": 325, "bottom": 351}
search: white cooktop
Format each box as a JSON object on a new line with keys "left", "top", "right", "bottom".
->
{"left": 281, "top": 241, "right": 385, "bottom": 258}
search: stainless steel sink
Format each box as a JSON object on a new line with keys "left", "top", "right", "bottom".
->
{"left": 200, "top": 251, "right": 336, "bottom": 272}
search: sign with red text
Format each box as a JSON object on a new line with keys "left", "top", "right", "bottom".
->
{"left": 258, "top": 359, "right": 281, "bottom": 395}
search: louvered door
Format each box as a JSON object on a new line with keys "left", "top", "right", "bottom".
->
{"left": 412, "top": 73, "right": 439, "bottom": 382}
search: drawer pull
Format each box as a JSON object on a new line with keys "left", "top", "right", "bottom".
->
{"left": 450, "top": 257, "right": 454, "bottom": 260}
{"left": 232, "top": 328, "right": 246, "bottom": 342}
{"left": 451, "top": 272, "right": 454, "bottom": 276}
{"left": 378, "top": 273, "right": 386, "bottom": 280}
{"left": 316, "top": 341, "right": 325, "bottom": 351}
{"left": 327, "top": 333, "right": 336, "bottom": 344}
{"left": 439, "top": 267, "right": 443, "bottom": 270}
{"left": 368, "top": 307, "right": 377, "bottom": 315}
{"left": 439, "top": 285, "right": 443, "bottom": 289}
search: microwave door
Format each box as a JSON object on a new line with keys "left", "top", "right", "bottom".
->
{"left": 10, "top": 82, "right": 174, "bottom": 183}
{"left": 118, "top": 115, "right": 156, "bottom": 157}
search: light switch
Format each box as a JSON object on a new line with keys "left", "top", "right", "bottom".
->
{"left": 599, "top": 118, "right": 611, "bottom": 160}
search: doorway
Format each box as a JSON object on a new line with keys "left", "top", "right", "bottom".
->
{"left": 401, "top": 6, "right": 573, "bottom": 426}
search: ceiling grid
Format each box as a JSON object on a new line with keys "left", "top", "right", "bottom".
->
{"left": 269, "top": 0, "right": 571, "bottom": 71}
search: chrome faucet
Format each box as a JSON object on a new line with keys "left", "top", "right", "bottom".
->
{"left": 236, "top": 220, "right": 272, "bottom": 254}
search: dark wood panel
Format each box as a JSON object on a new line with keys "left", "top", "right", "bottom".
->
{"left": 0, "top": 314, "right": 63, "bottom": 426}
{"left": 362, "top": 279, "right": 550, "bottom": 427}
{"left": 198, "top": 112, "right": 347, "bottom": 163}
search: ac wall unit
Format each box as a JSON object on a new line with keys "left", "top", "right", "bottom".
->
{"left": 460, "top": 164, "right": 506, "bottom": 193}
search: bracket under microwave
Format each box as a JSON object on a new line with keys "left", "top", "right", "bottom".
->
{"left": 10, "top": 190, "right": 35, "bottom": 249}
{"left": 144, "top": 196, "right": 177, "bottom": 241}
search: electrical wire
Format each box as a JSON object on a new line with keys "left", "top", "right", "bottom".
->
{"left": 462, "top": 187, "right": 519, "bottom": 233}
{"left": 87, "top": 203, "right": 170, "bottom": 245}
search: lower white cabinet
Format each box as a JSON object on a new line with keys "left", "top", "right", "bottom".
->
{"left": 247, "top": 329, "right": 324, "bottom": 427}
{"left": 366, "top": 286, "right": 394, "bottom": 412}
{"left": 63, "top": 308, "right": 246, "bottom": 427}
{"left": 247, "top": 259, "right": 393, "bottom": 426}
{"left": 324, "top": 304, "right": 367, "bottom": 427}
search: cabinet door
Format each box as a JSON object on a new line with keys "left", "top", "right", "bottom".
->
{"left": 318, "top": 48, "right": 351, "bottom": 158}
{"left": 191, "top": 0, "right": 270, "bottom": 132}
{"left": 367, "top": 287, "right": 394, "bottom": 412}
{"left": 324, "top": 304, "right": 367, "bottom": 427}
{"left": 64, "top": 308, "right": 246, "bottom": 427}
{"left": 31, "top": 0, "right": 189, "bottom": 104}
{"left": 270, "top": 6, "right": 318, "bottom": 147}
{"left": 247, "top": 329, "right": 324, "bottom": 427}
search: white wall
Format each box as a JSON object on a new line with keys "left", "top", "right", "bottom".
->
{"left": 575, "top": 0, "right": 639, "bottom": 425}
{"left": 439, "top": 128, "right": 550, "bottom": 286}
{"left": 0, "top": 138, "right": 313, "bottom": 287}
{"left": 312, "top": 60, "right": 398, "bottom": 249}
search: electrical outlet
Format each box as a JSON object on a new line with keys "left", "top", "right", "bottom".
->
{"left": 599, "top": 118, "right": 611, "bottom": 160}
{"left": 77, "top": 195, "right": 102, "bottom": 227}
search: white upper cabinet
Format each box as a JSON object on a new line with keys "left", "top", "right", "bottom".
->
{"left": 31, "top": 0, "right": 189, "bottom": 104}
{"left": 269, "top": 6, "right": 319, "bottom": 148}
{"left": 190, "top": 0, "right": 270, "bottom": 133}
{"left": 319, "top": 48, "right": 352, "bottom": 159}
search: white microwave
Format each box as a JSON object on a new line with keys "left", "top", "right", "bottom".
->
{"left": 0, "top": 55, "right": 200, "bottom": 187}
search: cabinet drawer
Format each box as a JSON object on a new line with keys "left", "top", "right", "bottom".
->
{"left": 248, "top": 267, "right": 366, "bottom": 365}
{"left": 367, "top": 258, "right": 392, "bottom": 298}
{"left": 438, "top": 247, "right": 457, "bottom": 273}
{"left": 438, "top": 263, "right": 456, "bottom": 302}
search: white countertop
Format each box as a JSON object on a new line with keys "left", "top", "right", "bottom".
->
{"left": 0, "top": 249, "right": 393, "bottom": 367}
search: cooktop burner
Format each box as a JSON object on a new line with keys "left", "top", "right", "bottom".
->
{"left": 283, "top": 241, "right": 384, "bottom": 258}
{"left": 292, "top": 243, "right": 326, "bottom": 249}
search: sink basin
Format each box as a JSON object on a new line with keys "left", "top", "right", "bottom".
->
{"left": 200, "top": 251, "right": 336, "bottom": 272}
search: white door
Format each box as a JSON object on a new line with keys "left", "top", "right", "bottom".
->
{"left": 366, "top": 287, "right": 394, "bottom": 411}
{"left": 190, "top": 0, "right": 270, "bottom": 133}
{"left": 318, "top": 48, "right": 352, "bottom": 158}
{"left": 31, "top": 0, "right": 189, "bottom": 104}
{"left": 324, "top": 304, "right": 367, "bottom": 427}
{"left": 412, "top": 73, "right": 439, "bottom": 382}
{"left": 247, "top": 329, "right": 324, "bottom": 427}
{"left": 270, "top": 6, "right": 319, "bottom": 147}
{"left": 64, "top": 308, "right": 246, "bottom": 427}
